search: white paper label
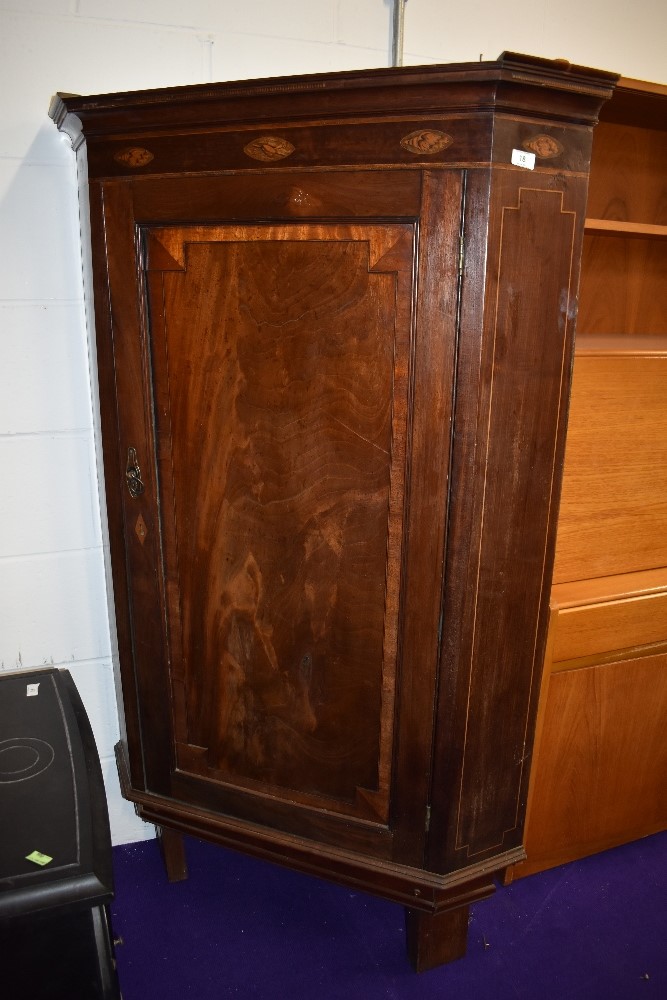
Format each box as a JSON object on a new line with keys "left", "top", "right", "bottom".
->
{"left": 511, "top": 148, "right": 536, "bottom": 170}
{"left": 26, "top": 683, "right": 40, "bottom": 697}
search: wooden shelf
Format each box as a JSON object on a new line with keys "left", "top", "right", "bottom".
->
{"left": 575, "top": 334, "right": 667, "bottom": 355}
{"left": 584, "top": 218, "right": 667, "bottom": 239}
{"left": 552, "top": 566, "right": 667, "bottom": 611}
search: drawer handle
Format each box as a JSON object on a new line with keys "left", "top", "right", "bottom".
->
{"left": 125, "top": 447, "right": 145, "bottom": 498}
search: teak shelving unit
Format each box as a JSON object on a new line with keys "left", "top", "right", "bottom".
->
{"left": 508, "top": 76, "right": 667, "bottom": 879}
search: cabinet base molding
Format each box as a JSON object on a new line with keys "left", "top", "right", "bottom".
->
{"left": 118, "top": 743, "right": 518, "bottom": 915}
{"left": 120, "top": 772, "right": 517, "bottom": 915}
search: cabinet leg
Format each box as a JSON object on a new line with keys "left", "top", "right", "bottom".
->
{"left": 405, "top": 904, "right": 469, "bottom": 972}
{"left": 157, "top": 826, "right": 188, "bottom": 882}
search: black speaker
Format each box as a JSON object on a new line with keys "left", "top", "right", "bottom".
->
{"left": 0, "top": 668, "right": 120, "bottom": 999}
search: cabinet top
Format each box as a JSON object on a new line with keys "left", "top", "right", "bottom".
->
{"left": 50, "top": 51, "right": 617, "bottom": 150}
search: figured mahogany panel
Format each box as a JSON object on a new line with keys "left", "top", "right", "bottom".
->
{"left": 144, "top": 223, "right": 414, "bottom": 823}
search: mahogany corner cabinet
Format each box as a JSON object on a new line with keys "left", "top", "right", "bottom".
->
{"left": 51, "top": 53, "right": 616, "bottom": 972}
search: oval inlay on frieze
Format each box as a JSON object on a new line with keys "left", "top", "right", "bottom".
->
{"left": 244, "top": 136, "right": 296, "bottom": 162}
{"left": 522, "top": 134, "right": 564, "bottom": 159}
{"left": 113, "top": 146, "right": 155, "bottom": 168}
{"left": 400, "top": 129, "right": 453, "bottom": 155}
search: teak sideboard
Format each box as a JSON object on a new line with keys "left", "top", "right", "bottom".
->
{"left": 50, "top": 54, "right": 615, "bottom": 971}
{"left": 507, "top": 75, "right": 667, "bottom": 881}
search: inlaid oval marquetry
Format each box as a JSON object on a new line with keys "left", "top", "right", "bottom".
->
{"left": 400, "top": 129, "right": 453, "bottom": 155}
{"left": 522, "top": 134, "right": 564, "bottom": 159}
{"left": 243, "top": 136, "right": 295, "bottom": 162}
{"left": 114, "top": 146, "right": 154, "bottom": 168}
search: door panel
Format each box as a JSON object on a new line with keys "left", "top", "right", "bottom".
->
{"left": 97, "top": 169, "right": 463, "bottom": 859}
{"left": 145, "top": 223, "right": 413, "bottom": 824}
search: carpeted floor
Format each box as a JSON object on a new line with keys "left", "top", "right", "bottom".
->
{"left": 110, "top": 829, "right": 666, "bottom": 999}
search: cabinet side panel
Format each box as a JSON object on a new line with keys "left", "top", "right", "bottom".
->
{"left": 431, "top": 174, "right": 588, "bottom": 868}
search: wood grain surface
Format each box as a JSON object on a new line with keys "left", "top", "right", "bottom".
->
{"left": 516, "top": 652, "right": 667, "bottom": 876}
{"left": 146, "top": 223, "right": 413, "bottom": 818}
{"left": 553, "top": 353, "right": 667, "bottom": 583}
{"left": 51, "top": 54, "right": 617, "bottom": 962}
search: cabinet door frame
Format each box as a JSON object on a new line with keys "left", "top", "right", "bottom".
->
{"left": 90, "top": 167, "right": 464, "bottom": 867}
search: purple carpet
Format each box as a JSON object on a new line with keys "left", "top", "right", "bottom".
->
{"left": 111, "top": 830, "right": 666, "bottom": 999}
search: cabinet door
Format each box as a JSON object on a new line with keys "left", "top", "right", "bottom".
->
{"left": 93, "top": 170, "right": 462, "bottom": 863}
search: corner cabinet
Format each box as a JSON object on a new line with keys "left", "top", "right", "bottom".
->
{"left": 51, "top": 54, "right": 615, "bottom": 971}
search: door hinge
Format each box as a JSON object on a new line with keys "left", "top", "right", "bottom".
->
{"left": 458, "top": 235, "right": 465, "bottom": 278}
{"left": 425, "top": 804, "right": 431, "bottom": 833}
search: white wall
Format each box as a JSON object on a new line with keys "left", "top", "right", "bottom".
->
{"left": 1, "top": 0, "right": 664, "bottom": 846}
